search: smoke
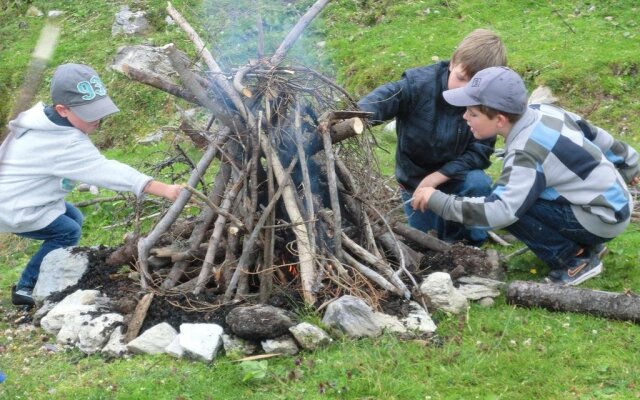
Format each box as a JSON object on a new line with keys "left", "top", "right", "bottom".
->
{"left": 200, "top": 0, "right": 329, "bottom": 70}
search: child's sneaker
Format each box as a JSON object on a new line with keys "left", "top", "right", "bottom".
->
{"left": 589, "top": 243, "right": 609, "bottom": 259}
{"left": 545, "top": 253, "right": 603, "bottom": 286}
{"left": 11, "top": 285, "right": 34, "bottom": 306}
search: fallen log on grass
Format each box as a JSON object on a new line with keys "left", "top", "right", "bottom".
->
{"left": 506, "top": 280, "right": 640, "bottom": 323}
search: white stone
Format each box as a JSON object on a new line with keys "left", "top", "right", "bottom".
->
{"left": 56, "top": 313, "right": 93, "bottom": 345}
{"left": 165, "top": 335, "right": 184, "bottom": 358}
{"left": 178, "top": 323, "right": 224, "bottom": 362}
{"left": 126, "top": 322, "right": 177, "bottom": 355}
{"left": 401, "top": 301, "right": 437, "bottom": 333}
{"left": 102, "top": 326, "right": 128, "bottom": 357}
{"left": 372, "top": 312, "right": 406, "bottom": 333}
{"left": 77, "top": 313, "right": 124, "bottom": 354}
{"left": 40, "top": 290, "right": 100, "bottom": 334}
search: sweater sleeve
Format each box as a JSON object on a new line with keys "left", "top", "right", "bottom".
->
{"left": 567, "top": 109, "right": 639, "bottom": 184}
{"left": 357, "top": 78, "right": 410, "bottom": 125}
{"left": 428, "top": 150, "right": 544, "bottom": 230}
{"left": 52, "top": 134, "right": 152, "bottom": 197}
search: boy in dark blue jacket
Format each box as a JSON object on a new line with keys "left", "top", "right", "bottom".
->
{"left": 358, "top": 29, "right": 506, "bottom": 246}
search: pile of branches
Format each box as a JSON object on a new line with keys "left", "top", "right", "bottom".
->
{"left": 110, "top": 1, "right": 453, "bottom": 310}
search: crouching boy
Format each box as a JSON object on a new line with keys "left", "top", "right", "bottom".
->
{"left": 0, "top": 63, "right": 184, "bottom": 306}
{"left": 411, "top": 66, "right": 639, "bottom": 285}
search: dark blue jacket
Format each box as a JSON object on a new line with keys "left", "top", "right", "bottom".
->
{"left": 358, "top": 61, "right": 495, "bottom": 191}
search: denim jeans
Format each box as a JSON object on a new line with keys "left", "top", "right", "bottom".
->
{"left": 401, "top": 169, "right": 492, "bottom": 246}
{"left": 504, "top": 199, "right": 608, "bottom": 270}
{"left": 16, "top": 202, "right": 83, "bottom": 289}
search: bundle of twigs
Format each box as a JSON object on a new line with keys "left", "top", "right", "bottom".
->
{"left": 113, "top": 1, "right": 453, "bottom": 310}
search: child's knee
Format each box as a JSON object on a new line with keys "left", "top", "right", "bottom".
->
{"left": 462, "top": 170, "right": 492, "bottom": 194}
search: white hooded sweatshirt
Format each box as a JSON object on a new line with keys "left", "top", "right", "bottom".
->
{"left": 0, "top": 102, "right": 152, "bottom": 233}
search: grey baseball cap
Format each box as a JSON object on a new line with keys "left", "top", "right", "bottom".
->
{"left": 50, "top": 63, "right": 119, "bottom": 122}
{"left": 443, "top": 66, "right": 528, "bottom": 114}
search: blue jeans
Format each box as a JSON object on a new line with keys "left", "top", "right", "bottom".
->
{"left": 16, "top": 202, "right": 83, "bottom": 289}
{"left": 402, "top": 169, "right": 492, "bottom": 246}
{"left": 505, "top": 199, "right": 608, "bottom": 270}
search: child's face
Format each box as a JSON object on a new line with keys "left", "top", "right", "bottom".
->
{"left": 55, "top": 105, "right": 101, "bottom": 134}
{"left": 447, "top": 63, "right": 470, "bottom": 90}
{"left": 463, "top": 106, "right": 500, "bottom": 140}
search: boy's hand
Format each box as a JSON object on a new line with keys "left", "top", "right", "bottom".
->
{"left": 411, "top": 186, "right": 436, "bottom": 212}
{"left": 163, "top": 184, "right": 184, "bottom": 202}
{"left": 630, "top": 175, "right": 640, "bottom": 186}
{"left": 144, "top": 181, "right": 184, "bottom": 202}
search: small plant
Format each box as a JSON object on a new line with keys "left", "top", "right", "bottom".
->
{"left": 239, "top": 360, "right": 269, "bottom": 382}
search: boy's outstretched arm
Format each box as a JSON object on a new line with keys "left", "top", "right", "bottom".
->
{"left": 143, "top": 180, "right": 184, "bottom": 202}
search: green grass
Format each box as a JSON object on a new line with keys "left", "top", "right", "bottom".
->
{"left": 2, "top": 0, "right": 640, "bottom": 399}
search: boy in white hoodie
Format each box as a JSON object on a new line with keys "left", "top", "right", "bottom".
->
{"left": 0, "top": 63, "right": 183, "bottom": 306}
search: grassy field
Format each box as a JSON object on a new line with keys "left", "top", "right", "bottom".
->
{"left": 1, "top": 0, "right": 640, "bottom": 399}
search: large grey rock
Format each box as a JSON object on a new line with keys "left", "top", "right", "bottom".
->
{"left": 226, "top": 304, "right": 296, "bottom": 340}
{"left": 56, "top": 312, "right": 93, "bottom": 345}
{"left": 457, "top": 284, "right": 501, "bottom": 301}
{"left": 32, "top": 247, "right": 89, "bottom": 302}
{"left": 420, "top": 272, "right": 469, "bottom": 314}
{"left": 111, "top": 44, "right": 188, "bottom": 81}
{"left": 321, "top": 295, "right": 381, "bottom": 338}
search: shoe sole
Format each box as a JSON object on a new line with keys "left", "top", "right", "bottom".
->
{"left": 565, "top": 261, "right": 603, "bottom": 286}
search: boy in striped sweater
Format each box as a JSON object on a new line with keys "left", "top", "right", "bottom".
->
{"left": 411, "top": 67, "right": 639, "bottom": 285}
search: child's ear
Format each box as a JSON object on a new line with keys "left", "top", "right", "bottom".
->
{"left": 496, "top": 113, "right": 509, "bottom": 127}
{"left": 54, "top": 104, "right": 69, "bottom": 117}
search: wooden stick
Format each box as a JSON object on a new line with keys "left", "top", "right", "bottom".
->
{"left": 341, "top": 233, "right": 410, "bottom": 298}
{"left": 341, "top": 252, "right": 403, "bottom": 295}
{"left": 320, "top": 123, "right": 343, "bottom": 260}
{"left": 270, "top": 0, "right": 330, "bottom": 65}
{"left": 260, "top": 110, "right": 276, "bottom": 303}
{"left": 294, "top": 101, "right": 317, "bottom": 254}
{"left": 125, "top": 292, "right": 154, "bottom": 343}
{"left": 121, "top": 64, "right": 201, "bottom": 105}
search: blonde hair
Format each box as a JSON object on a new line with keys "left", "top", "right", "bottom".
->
{"left": 451, "top": 29, "right": 507, "bottom": 78}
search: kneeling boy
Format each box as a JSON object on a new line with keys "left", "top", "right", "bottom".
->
{"left": 411, "top": 66, "right": 639, "bottom": 285}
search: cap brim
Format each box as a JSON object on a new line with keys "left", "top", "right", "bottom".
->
{"left": 442, "top": 87, "right": 481, "bottom": 108}
{"left": 70, "top": 96, "right": 119, "bottom": 122}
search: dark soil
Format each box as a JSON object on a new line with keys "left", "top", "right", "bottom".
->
{"left": 45, "top": 242, "right": 491, "bottom": 333}
{"left": 49, "top": 246, "right": 305, "bottom": 333}
{"left": 417, "top": 243, "right": 494, "bottom": 281}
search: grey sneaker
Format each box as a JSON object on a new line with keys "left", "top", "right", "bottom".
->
{"left": 11, "top": 285, "right": 34, "bottom": 306}
{"left": 545, "top": 253, "right": 603, "bottom": 286}
{"left": 589, "top": 243, "right": 609, "bottom": 259}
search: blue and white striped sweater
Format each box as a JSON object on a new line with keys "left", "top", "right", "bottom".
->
{"left": 428, "top": 104, "right": 637, "bottom": 238}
